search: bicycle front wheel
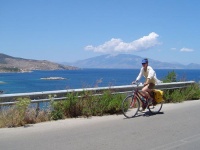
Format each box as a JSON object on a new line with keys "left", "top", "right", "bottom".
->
{"left": 122, "top": 95, "right": 140, "bottom": 118}
{"left": 148, "top": 101, "right": 163, "bottom": 114}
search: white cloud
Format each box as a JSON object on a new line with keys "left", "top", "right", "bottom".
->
{"left": 84, "top": 32, "right": 160, "bottom": 53}
{"left": 180, "top": 48, "right": 194, "bottom": 52}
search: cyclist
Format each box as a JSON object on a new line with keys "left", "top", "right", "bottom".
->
{"left": 133, "top": 58, "right": 162, "bottom": 110}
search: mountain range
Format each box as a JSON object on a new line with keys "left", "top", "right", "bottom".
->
{"left": 1, "top": 53, "right": 200, "bottom": 72}
{"left": 64, "top": 54, "right": 200, "bottom": 69}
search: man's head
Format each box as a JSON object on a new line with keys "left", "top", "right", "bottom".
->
{"left": 141, "top": 58, "right": 148, "bottom": 64}
{"left": 141, "top": 58, "right": 148, "bottom": 69}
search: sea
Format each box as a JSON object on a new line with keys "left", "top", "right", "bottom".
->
{"left": 0, "top": 69, "right": 200, "bottom": 94}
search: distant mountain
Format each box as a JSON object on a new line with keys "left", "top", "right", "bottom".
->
{"left": 63, "top": 54, "right": 200, "bottom": 69}
{"left": 186, "top": 63, "right": 200, "bottom": 69}
{"left": 0, "top": 53, "right": 77, "bottom": 72}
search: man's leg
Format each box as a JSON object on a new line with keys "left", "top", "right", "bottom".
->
{"left": 146, "top": 83, "right": 155, "bottom": 104}
{"left": 141, "top": 84, "right": 151, "bottom": 99}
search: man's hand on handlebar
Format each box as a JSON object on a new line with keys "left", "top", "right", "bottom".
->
{"left": 132, "top": 80, "right": 138, "bottom": 84}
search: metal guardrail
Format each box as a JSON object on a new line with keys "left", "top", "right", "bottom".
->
{"left": 0, "top": 81, "right": 196, "bottom": 106}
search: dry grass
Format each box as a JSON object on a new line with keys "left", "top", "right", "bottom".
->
{"left": 0, "top": 107, "right": 51, "bottom": 128}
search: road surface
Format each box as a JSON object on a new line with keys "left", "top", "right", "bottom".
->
{"left": 0, "top": 100, "right": 200, "bottom": 150}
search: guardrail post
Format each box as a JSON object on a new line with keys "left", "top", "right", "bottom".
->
{"left": 35, "top": 101, "right": 40, "bottom": 117}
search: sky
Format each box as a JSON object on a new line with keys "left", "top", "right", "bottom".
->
{"left": 0, "top": 0, "right": 200, "bottom": 65}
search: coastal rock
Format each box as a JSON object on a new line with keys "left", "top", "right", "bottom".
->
{"left": 40, "top": 77, "right": 66, "bottom": 80}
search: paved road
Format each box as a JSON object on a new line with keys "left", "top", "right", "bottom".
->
{"left": 1, "top": 100, "right": 200, "bottom": 150}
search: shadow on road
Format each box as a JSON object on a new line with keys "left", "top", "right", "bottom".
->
{"left": 143, "top": 111, "right": 164, "bottom": 117}
{"left": 123, "top": 111, "right": 164, "bottom": 119}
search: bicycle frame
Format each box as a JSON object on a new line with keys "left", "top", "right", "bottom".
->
{"left": 132, "top": 85, "right": 148, "bottom": 105}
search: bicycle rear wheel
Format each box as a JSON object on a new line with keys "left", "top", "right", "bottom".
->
{"left": 122, "top": 95, "right": 140, "bottom": 118}
{"left": 148, "top": 101, "right": 163, "bottom": 114}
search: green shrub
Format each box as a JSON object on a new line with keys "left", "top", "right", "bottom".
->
{"left": 97, "top": 90, "right": 112, "bottom": 115}
{"left": 163, "top": 83, "right": 200, "bottom": 103}
{"left": 184, "top": 84, "right": 200, "bottom": 100}
{"left": 81, "top": 90, "right": 100, "bottom": 117}
{"left": 107, "top": 93, "right": 125, "bottom": 114}
{"left": 51, "top": 101, "right": 65, "bottom": 120}
{"left": 50, "top": 89, "right": 126, "bottom": 119}
{"left": 51, "top": 92, "right": 81, "bottom": 120}
{"left": 162, "top": 70, "right": 177, "bottom": 83}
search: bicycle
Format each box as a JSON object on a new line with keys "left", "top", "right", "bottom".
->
{"left": 122, "top": 82, "right": 163, "bottom": 118}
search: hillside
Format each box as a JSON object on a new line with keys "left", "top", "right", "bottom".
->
{"left": 0, "top": 53, "right": 77, "bottom": 72}
{"left": 64, "top": 54, "right": 200, "bottom": 69}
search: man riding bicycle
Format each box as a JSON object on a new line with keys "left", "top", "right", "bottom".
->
{"left": 133, "top": 58, "right": 162, "bottom": 110}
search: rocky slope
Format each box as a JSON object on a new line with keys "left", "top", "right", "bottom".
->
{"left": 0, "top": 53, "right": 77, "bottom": 72}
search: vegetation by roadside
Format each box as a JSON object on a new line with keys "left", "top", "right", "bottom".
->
{"left": 162, "top": 70, "right": 200, "bottom": 103}
{"left": 0, "top": 71, "right": 200, "bottom": 128}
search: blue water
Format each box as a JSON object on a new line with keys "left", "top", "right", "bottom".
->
{"left": 0, "top": 69, "right": 200, "bottom": 94}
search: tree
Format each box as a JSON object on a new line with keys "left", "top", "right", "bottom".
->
{"left": 162, "top": 70, "right": 177, "bottom": 83}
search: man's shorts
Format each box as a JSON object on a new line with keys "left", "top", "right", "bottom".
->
{"left": 148, "top": 83, "right": 155, "bottom": 89}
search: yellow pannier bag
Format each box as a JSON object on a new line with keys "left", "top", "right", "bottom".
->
{"left": 153, "top": 89, "right": 164, "bottom": 103}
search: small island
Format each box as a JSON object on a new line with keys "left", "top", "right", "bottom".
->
{"left": 40, "top": 77, "right": 66, "bottom": 80}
